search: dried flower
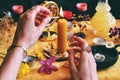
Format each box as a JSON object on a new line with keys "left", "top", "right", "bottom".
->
{"left": 109, "top": 27, "right": 120, "bottom": 41}
{"left": 17, "top": 63, "right": 30, "bottom": 78}
{"left": 38, "top": 56, "right": 58, "bottom": 74}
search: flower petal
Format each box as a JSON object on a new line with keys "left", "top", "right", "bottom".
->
{"left": 39, "top": 60, "right": 46, "bottom": 65}
{"left": 38, "top": 65, "right": 45, "bottom": 73}
{"left": 44, "top": 66, "right": 52, "bottom": 74}
{"left": 46, "top": 59, "right": 52, "bottom": 65}
{"left": 49, "top": 65, "right": 58, "bottom": 71}
{"left": 50, "top": 56, "right": 57, "bottom": 62}
{"left": 46, "top": 56, "right": 57, "bottom": 65}
{"left": 38, "top": 56, "right": 58, "bottom": 74}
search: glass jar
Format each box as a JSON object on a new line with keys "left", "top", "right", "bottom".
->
{"left": 91, "top": 0, "right": 116, "bottom": 38}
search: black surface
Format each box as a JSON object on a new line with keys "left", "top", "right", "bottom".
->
{"left": 91, "top": 45, "right": 120, "bottom": 70}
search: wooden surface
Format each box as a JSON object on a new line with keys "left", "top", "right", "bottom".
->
{"left": 0, "top": 20, "right": 120, "bottom": 80}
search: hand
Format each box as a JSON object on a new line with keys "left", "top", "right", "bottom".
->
{"left": 13, "top": 5, "right": 51, "bottom": 49}
{"left": 68, "top": 36, "right": 98, "bottom": 80}
{"left": 70, "top": 36, "right": 89, "bottom": 51}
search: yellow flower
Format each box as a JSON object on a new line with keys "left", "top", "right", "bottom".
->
{"left": 34, "top": 49, "right": 45, "bottom": 59}
{"left": 17, "top": 62, "right": 30, "bottom": 78}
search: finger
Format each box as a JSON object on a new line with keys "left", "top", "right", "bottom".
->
{"left": 73, "top": 36, "right": 85, "bottom": 43}
{"left": 28, "top": 5, "right": 42, "bottom": 18}
{"left": 37, "top": 6, "right": 52, "bottom": 15}
{"left": 73, "top": 36, "right": 89, "bottom": 48}
{"left": 26, "top": 5, "right": 51, "bottom": 20}
{"left": 88, "top": 53, "right": 98, "bottom": 80}
{"left": 20, "top": 5, "right": 42, "bottom": 25}
{"left": 37, "top": 10, "right": 51, "bottom": 16}
{"left": 73, "top": 36, "right": 88, "bottom": 46}
{"left": 34, "top": 12, "right": 51, "bottom": 27}
{"left": 24, "top": 5, "right": 40, "bottom": 16}
{"left": 78, "top": 51, "right": 91, "bottom": 78}
{"left": 36, "top": 12, "right": 47, "bottom": 19}
{"left": 78, "top": 50, "right": 89, "bottom": 68}
{"left": 72, "top": 47, "right": 82, "bottom": 52}
{"left": 35, "top": 12, "right": 49, "bottom": 22}
{"left": 68, "top": 49, "right": 78, "bottom": 75}
{"left": 32, "top": 6, "right": 51, "bottom": 27}
{"left": 35, "top": 15, "right": 45, "bottom": 21}
{"left": 70, "top": 41, "right": 80, "bottom": 46}
{"left": 37, "top": 16, "right": 51, "bottom": 34}
{"left": 88, "top": 52, "right": 96, "bottom": 66}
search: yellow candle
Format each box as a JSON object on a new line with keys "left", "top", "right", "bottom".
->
{"left": 57, "top": 18, "right": 67, "bottom": 53}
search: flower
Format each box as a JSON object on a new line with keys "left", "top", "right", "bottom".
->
{"left": 34, "top": 49, "right": 44, "bottom": 59}
{"left": 38, "top": 56, "right": 58, "bottom": 74}
{"left": 17, "top": 63, "right": 30, "bottom": 78}
{"left": 109, "top": 27, "right": 120, "bottom": 41}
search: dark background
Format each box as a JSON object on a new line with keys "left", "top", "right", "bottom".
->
{"left": 0, "top": 0, "right": 120, "bottom": 21}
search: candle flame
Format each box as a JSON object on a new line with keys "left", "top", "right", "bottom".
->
{"left": 106, "top": 0, "right": 108, "bottom": 3}
{"left": 60, "top": 7, "right": 63, "bottom": 17}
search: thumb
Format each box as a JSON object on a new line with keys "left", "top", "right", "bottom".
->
{"left": 37, "top": 16, "right": 51, "bottom": 34}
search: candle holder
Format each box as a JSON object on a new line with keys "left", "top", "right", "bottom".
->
{"left": 43, "top": 18, "right": 69, "bottom": 61}
{"left": 41, "top": 37, "right": 69, "bottom": 61}
{"left": 43, "top": 40, "right": 80, "bottom": 61}
{"left": 43, "top": 50, "right": 69, "bottom": 61}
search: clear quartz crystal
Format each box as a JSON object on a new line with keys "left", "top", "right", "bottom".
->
{"left": 91, "top": 0, "right": 116, "bottom": 38}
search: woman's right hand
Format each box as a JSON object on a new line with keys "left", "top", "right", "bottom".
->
{"left": 68, "top": 36, "right": 98, "bottom": 80}
{"left": 13, "top": 5, "right": 51, "bottom": 50}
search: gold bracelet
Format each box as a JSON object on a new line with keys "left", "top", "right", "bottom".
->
{"left": 8, "top": 44, "right": 27, "bottom": 58}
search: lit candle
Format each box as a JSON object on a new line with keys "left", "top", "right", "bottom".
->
{"left": 57, "top": 7, "right": 67, "bottom": 53}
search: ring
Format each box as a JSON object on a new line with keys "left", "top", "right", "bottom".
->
{"left": 82, "top": 46, "right": 92, "bottom": 53}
